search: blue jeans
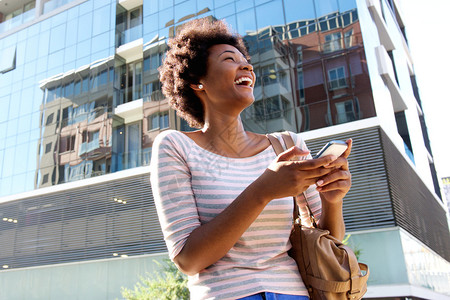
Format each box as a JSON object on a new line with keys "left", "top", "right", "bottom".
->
{"left": 237, "top": 292, "right": 309, "bottom": 300}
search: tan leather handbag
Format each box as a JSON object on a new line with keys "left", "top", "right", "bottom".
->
{"left": 267, "top": 132, "right": 369, "bottom": 300}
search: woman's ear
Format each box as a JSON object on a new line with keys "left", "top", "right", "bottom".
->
{"left": 190, "top": 83, "right": 204, "bottom": 91}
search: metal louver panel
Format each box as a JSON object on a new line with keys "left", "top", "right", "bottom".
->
{"left": 380, "top": 130, "right": 450, "bottom": 261}
{"left": 0, "top": 174, "right": 166, "bottom": 270}
{"left": 304, "top": 126, "right": 395, "bottom": 231}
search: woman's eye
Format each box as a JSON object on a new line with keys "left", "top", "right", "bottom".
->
{"left": 225, "top": 57, "right": 235, "bottom": 61}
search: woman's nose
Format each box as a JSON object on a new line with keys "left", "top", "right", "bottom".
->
{"left": 240, "top": 61, "right": 253, "bottom": 72}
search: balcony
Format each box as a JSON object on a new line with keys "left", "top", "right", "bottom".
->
{"left": 116, "top": 26, "right": 143, "bottom": 63}
{"left": 118, "top": 0, "right": 143, "bottom": 11}
{"left": 143, "top": 90, "right": 164, "bottom": 102}
{"left": 79, "top": 139, "right": 100, "bottom": 156}
{"left": 375, "top": 45, "right": 408, "bottom": 112}
{"left": 43, "top": 0, "right": 72, "bottom": 14}
{"left": 116, "top": 24, "right": 143, "bottom": 48}
{"left": 114, "top": 98, "right": 144, "bottom": 123}
{"left": 0, "top": 8, "right": 35, "bottom": 34}
{"left": 366, "top": 0, "right": 395, "bottom": 51}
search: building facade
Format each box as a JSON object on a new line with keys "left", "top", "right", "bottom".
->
{"left": 0, "top": 0, "right": 449, "bottom": 299}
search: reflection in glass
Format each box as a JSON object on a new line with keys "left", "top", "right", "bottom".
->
{"left": 236, "top": 9, "right": 257, "bottom": 36}
{"left": 36, "top": 57, "right": 114, "bottom": 188}
{"left": 174, "top": 0, "right": 196, "bottom": 24}
{"left": 0, "top": 0, "right": 375, "bottom": 197}
{"left": 255, "top": 0, "right": 284, "bottom": 29}
{"left": 214, "top": 3, "right": 235, "bottom": 20}
{"left": 240, "top": 0, "right": 375, "bottom": 132}
{"left": 314, "top": 0, "right": 339, "bottom": 18}
{"left": 116, "top": 6, "right": 143, "bottom": 47}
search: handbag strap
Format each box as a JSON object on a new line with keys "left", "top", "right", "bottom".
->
{"left": 266, "top": 132, "right": 314, "bottom": 226}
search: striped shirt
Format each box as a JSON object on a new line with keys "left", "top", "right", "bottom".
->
{"left": 150, "top": 130, "right": 322, "bottom": 300}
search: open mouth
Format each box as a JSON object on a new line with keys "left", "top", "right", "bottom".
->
{"left": 234, "top": 77, "right": 253, "bottom": 87}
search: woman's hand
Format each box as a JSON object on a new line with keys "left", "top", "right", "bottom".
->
{"left": 315, "top": 139, "right": 352, "bottom": 204}
{"left": 254, "top": 146, "right": 337, "bottom": 202}
{"left": 315, "top": 139, "right": 352, "bottom": 240}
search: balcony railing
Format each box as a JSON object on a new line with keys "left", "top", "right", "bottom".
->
{"left": 78, "top": 139, "right": 100, "bottom": 156}
{"left": 43, "top": 0, "right": 72, "bottom": 14}
{"left": 0, "top": 8, "right": 35, "bottom": 33}
{"left": 116, "top": 24, "right": 142, "bottom": 47}
{"left": 143, "top": 90, "right": 164, "bottom": 102}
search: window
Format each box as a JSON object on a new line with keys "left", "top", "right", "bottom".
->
{"left": 319, "top": 20, "right": 329, "bottom": 31}
{"left": 297, "top": 48, "right": 303, "bottom": 65}
{"left": 116, "top": 6, "right": 143, "bottom": 46}
{"left": 118, "top": 61, "right": 143, "bottom": 103}
{"left": 335, "top": 100, "right": 356, "bottom": 124}
{"left": 328, "top": 67, "right": 347, "bottom": 89}
{"left": 143, "top": 80, "right": 163, "bottom": 102}
{"left": 59, "top": 135, "right": 76, "bottom": 152}
{"left": 253, "top": 67, "right": 261, "bottom": 87}
{"left": 323, "top": 32, "right": 342, "bottom": 53}
{"left": 344, "top": 29, "right": 353, "bottom": 48}
{"left": 148, "top": 111, "right": 169, "bottom": 131}
{"left": 0, "top": 46, "right": 16, "bottom": 73}
{"left": 82, "top": 76, "right": 89, "bottom": 93}
{"left": 46, "top": 113, "right": 54, "bottom": 125}
{"left": 143, "top": 56, "right": 150, "bottom": 72}
{"left": 88, "top": 130, "right": 100, "bottom": 142}
{"left": 297, "top": 70, "right": 305, "bottom": 102}
{"left": 42, "top": 174, "right": 49, "bottom": 184}
{"left": 352, "top": 10, "right": 358, "bottom": 23}
{"left": 254, "top": 96, "right": 289, "bottom": 121}
{"left": 91, "top": 69, "right": 108, "bottom": 90}
{"left": 45, "top": 85, "right": 62, "bottom": 103}
{"left": 150, "top": 52, "right": 161, "bottom": 70}
{"left": 64, "top": 82, "right": 74, "bottom": 98}
{"left": 328, "top": 17, "right": 337, "bottom": 30}
{"left": 180, "top": 118, "right": 196, "bottom": 132}
{"left": 45, "top": 142, "right": 52, "bottom": 154}
{"left": 74, "top": 80, "right": 81, "bottom": 96}
{"left": 342, "top": 12, "right": 351, "bottom": 27}
{"left": 261, "top": 64, "right": 277, "bottom": 86}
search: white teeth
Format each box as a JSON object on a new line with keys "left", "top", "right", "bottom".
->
{"left": 234, "top": 77, "right": 253, "bottom": 86}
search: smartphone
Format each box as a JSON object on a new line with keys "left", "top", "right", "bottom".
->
{"left": 313, "top": 140, "right": 348, "bottom": 159}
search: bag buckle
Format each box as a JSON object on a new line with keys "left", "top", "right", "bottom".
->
{"left": 347, "top": 290, "right": 360, "bottom": 300}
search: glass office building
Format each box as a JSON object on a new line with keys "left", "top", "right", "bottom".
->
{"left": 0, "top": 0, "right": 449, "bottom": 298}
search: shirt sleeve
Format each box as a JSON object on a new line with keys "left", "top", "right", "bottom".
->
{"left": 149, "top": 131, "right": 201, "bottom": 260}
{"left": 289, "top": 131, "right": 322, "bottom": 226}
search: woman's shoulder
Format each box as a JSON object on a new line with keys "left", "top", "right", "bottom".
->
{"left": 154, "top": 129, "right": 190, "bottom": 145}
{"left": 152, "top": 130, "right": 195, "bottom": 156}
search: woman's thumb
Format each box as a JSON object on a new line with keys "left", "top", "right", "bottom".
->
{"left": 277, "top": 146, "right": 310, "bottom": 162}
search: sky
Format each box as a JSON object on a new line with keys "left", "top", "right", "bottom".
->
{"left": 400, "top": 0, "right": 450, "bottom": 180}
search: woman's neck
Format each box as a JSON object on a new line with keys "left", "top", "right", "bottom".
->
{"left": 200, "top": 116, "right": 262, "bottom": 158}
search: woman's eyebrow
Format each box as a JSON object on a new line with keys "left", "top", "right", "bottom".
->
{"left": 218, "top": 50, "right": 236, "bottom": 57}
{"left": 218, "top": 50, "right": 248, "bottom": 62}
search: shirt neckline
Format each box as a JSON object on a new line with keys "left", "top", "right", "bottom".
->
{"left": 174, "top": 130, "right": 274, "bottom": 161}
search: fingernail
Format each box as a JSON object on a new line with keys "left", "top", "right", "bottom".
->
{"left": 316, "top": 180, "right": 324, "bottom": 186}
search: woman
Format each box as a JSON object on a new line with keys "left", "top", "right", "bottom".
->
{"left": 150, "top": 18, "right": 352, "bottom": 300}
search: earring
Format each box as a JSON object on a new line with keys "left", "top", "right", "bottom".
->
{"left": 198, "top": 84, "right": 203, "bottom": 89}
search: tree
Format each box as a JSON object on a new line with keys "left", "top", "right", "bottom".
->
{"left": 342, "top": 234, "right": 362, "bottom": 260}
{"left": 121, "top": 259, "right": 189, "bottom": 300}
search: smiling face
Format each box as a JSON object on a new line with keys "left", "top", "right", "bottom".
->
{"left": 197, "top": 44, "right": 256, "bottom": 116}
